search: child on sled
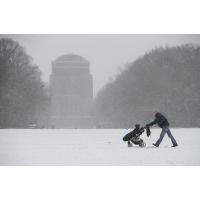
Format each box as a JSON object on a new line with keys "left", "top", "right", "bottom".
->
{"left": 123, "top": 124, "right": 150, "bottom": 147}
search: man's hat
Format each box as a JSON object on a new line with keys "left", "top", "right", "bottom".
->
{"left": 153, "top": 108, "right": 159, "bottom": 114}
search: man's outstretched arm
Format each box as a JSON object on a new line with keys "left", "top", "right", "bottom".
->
{"left": 146, "top": 118, "right": 157, "bottom": 127}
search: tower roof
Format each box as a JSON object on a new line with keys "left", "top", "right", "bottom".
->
{"left": 54, "top": 54, "right": 89, "bottom": 63}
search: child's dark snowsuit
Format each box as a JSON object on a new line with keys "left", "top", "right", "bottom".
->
{"left": 123, "top": 125, "right": 145, "bottom": 147}
{"left": 123, "top": 125, "right": 144, "bottom": 142}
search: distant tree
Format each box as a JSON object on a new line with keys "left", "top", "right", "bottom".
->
{"left": 0, "top": 38, "right": 49, "bottom": 128}
{"left": 93, "top": 44, "right": 200, "bottom": 128}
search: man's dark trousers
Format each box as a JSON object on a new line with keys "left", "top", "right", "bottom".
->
{"left": 155, "top": 126, "right": 178, "bottom": 146}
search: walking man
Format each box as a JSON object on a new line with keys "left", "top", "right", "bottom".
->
{"left": 146, "top": 110, "right": 178, "bottom": 147}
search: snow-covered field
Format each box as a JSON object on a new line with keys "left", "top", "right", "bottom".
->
{"left": 0, "top": 128, "right": 199, "bottom": 165}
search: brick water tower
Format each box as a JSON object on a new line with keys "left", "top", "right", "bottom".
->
{"left": 50, "top": 54, "right": 93, "bottom": 128}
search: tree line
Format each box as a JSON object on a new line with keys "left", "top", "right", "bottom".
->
{"left": 93, "top": 44, "right": 200, "bottom": 128}
{"left": 0, "top": 38, "right": 49, "bottom": 128}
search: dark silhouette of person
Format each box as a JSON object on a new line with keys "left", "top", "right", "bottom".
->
{"left": 123, "top": 124, "right": 145, "bottom": 147}
{"left": 146, "top": 109, "right": 178, "bottom": 147}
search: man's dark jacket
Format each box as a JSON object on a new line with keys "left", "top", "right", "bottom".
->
{"left": 147, "top": 112, "right": 169, "bottom": 128}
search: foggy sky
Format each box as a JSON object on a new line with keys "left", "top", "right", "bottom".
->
{"left": 1, "top": 34, "right": 200, "bottom": 96}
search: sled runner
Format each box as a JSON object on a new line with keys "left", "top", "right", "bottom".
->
{"left": 130, "top": 137, "right": 146, "bottom": 147}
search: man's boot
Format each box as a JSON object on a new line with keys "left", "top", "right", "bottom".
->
{"left": 153, "top": 143, "right": 159, "bottom": 147}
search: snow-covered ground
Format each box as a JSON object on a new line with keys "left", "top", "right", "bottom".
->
{"left": 0, "top": 128, "right": 199, "bottom": 165}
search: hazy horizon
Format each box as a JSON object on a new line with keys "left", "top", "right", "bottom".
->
{"left": 1, "top": 34, "right": 200, "bottom": 96}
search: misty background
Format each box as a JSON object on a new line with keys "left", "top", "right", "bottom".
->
{"left": 2, "top": 34, "right": 200, "bottom": 96}
{"left": 0, "top": 34, "right": 200, "bottom": 128}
